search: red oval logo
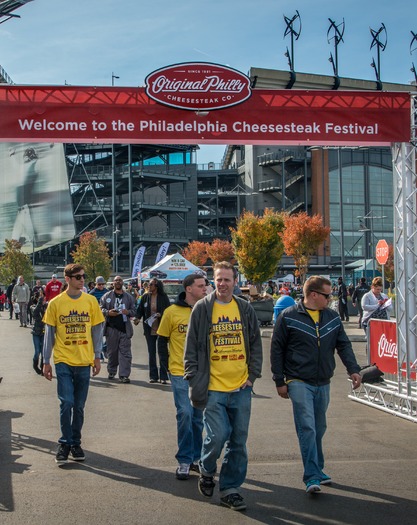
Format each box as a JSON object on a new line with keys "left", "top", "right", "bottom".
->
{"left": 145, "top": 62, "right": 252, "bottom": 111}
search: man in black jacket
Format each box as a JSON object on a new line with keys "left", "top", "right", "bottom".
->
{"left": 337, "top": 276, "right": 349, "bottom": 321}
{"left": 270, "top": 276, "right": 361, "bottom": 494}
{"left": 351, "top": 277, "right": 370, "bottom": 328}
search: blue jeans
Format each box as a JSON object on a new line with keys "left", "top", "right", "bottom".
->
{"left": 170, "top": 374, "right": 203, "bottom": 465}
{"left": 199, "top": 387, "right": 252, "bottom": 497}
{"left": 288, "top": 381, "right": 330, "bottom": 484}
{"left": 55, "top": 363, "right": 91, "bottom": 446}
{"left": 32, "top": 333, "right": 44, "bottom": 363}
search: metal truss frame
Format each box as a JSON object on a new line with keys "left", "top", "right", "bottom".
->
{"left": 349, "top": 95, "right": 417, "bottom": 421}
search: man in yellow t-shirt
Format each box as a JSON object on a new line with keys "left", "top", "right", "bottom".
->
{"left": 157, "top": 273, "right": 207, "bottom": 480}
{"left": 43, "top": 263, "right": 105, "bottom": 465}
{"left": 184, "top": 262, "right": 263, "bottom": 511}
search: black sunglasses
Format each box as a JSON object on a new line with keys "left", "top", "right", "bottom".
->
{"left": 312, "top": 290, "right": 332, "bottom": 299}
{"left": 70, "top": 274, "right": 87, "bottom": 281}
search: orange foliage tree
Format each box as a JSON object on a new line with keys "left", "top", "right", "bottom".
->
{"left": 281, "top": 212, "right": 330, "bottom": 284}
{"left": 231, "top": 209, "right": 285, "bottom": 286}
{"left": 206, "top": 238, "right": 235, "bottom": 264}
{"left": 377, "top": 243, "right": 395, "bottom": 292}
{"left": 182, "top": 241, "right": 208, "bottom": 266}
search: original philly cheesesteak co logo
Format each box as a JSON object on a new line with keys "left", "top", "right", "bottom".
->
{"left": 145, "top": 62, "right": 252, "bottom": 111}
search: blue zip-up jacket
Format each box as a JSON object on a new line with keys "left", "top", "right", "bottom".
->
{"left": 270, "top": 301, "right": 360, "bottom": 387}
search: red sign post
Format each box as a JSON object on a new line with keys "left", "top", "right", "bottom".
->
{"left": 375, "top": 239, "right": 389, "bottom": 265}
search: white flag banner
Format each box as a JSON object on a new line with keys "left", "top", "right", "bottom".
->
{"left": 155, "top": 242, "right": 170, "bottom": 264}
{"left": 132, "top": 246, "right": 146, "bottom": 278}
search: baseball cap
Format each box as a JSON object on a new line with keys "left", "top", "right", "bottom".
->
{"left": 52, "top": 274, "right": 57, "bottom": 278}
{"left": 95, "top": 276, "right": 106, "bottom": 284}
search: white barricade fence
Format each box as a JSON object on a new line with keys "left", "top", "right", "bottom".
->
{"left": 349, "top": 319, "right": 417, "bottom": 422}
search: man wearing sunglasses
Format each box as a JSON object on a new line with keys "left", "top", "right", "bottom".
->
{"left": 270, "top": 275, "right": 361, "bottom": 494}
{"left": 43, "top": 264, "right": 105, "bottom": 464}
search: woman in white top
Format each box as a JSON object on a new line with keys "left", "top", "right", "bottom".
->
{"left": 361, "top": 276, "right": 392, "bottom": 330}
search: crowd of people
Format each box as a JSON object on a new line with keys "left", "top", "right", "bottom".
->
{"left": 4, "top": 266, "right": 383, "bottom": 511}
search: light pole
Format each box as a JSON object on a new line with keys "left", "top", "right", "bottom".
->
{"left": 357, "top": 211, "right": 387, "bottom": 280}
{"left": 111, "top": 72, "right": 119, "bottom": 86}
{"left": 358, "top": 222, "right": 371, "bottom": 281}
{"left": 113, "top": 226, "right": 120, "bottom": 273}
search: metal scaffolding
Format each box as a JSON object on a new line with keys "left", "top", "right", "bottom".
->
{"left": 349, "top": 94, "right": 417, "bottom": 421}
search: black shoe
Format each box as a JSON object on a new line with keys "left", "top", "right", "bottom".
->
{"left": 33, "top": 360, "right": 42, "bottom": 375}
{"left": 119, "top": 376, "right": 130, "bottom": 384}
{"left": 190, "top": 463, "right": 200, "bottom": 473}
{"left": 220, "top": 493, "right": 247, "bottom": 511}
{"left": 55, "top": 444, "right": 71, "bottom": 464}
{"left": 108, "top": 373, "right": 116, "bottom": 380}
{"left": 70, "top": 445, "right": 85, "bottom": 461}
{"left": 198, "top": 474, "right": 215, "bottom": 498}
{"left": 149, "top": 379, "right": 158, "bottom": 383}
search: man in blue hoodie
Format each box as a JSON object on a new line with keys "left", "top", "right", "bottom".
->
{"left": 158, "top": 273, "right": 207, "bottom": 481}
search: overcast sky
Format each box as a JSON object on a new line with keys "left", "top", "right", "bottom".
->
{"left": 0, "top": 0, "right": 415, "bottom": 164}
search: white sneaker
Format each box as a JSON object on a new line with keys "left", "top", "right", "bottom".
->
{"left": 176, "top": 463, "right": 190, "bottom": 480}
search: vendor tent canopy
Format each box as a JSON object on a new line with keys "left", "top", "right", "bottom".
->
{"left": 140, "top": 253, "right": 206, "bottom": 281}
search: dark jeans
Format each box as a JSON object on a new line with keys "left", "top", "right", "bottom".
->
{"left": 145, "top": 333, "right": 168, "bottom": 381}
{"left": 32, "top": 333, "right": 44, "bottom": 367}
{"left": 55, "top": 363, "right": 91, "bottom": 446}
{"left": 338, "top": 298, "right": 349, "bottom": 321}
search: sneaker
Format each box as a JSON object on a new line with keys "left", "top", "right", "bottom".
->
{"left": 149, "top": 379, "right": 158, "bottom": 383}
{"left": 190, "top": 463, "right": 200, "bottom": 473}
{"left": 220, "top": 493, "right": 247, "bottom": 511}
{"left": 108, "top": 373, "right": 116, "bottom": 380}
{"left": 119, "top": 376, "right": 131, "bottom": 383}
{"left": 70, "top": 445, "right": 85, "bottom": 461}
{"left": 161, "top": 380, "right": 168, "bottom": 385}
{"left": 321, "top": 474, "right": 332, "bottom": 485}
{"left": 198, "top": 474, "right": 215, "bottom": 498}
{"left": 176, "top": 463, "right": 190, "bottom": 480}
{"left": 306, "top": 480, "right": 321, "bottom": 493}
{"left": 55, "top": 444, "right": 71, "bottom": 464}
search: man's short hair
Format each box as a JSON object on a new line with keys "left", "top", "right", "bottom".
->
{"left": 360, "top": 277, "right": 367, "bottom": 284}
{"left": 303, "top": 276, "right": 332, "bottom": 297}
{"left": 64, "top": 263, "right": 84, "bottom": 277}
{"left": 213, "top": 261, "right": 238, "bottom": 280}
{"left": 183, "top": 273, "right": 205, "bottom": 290}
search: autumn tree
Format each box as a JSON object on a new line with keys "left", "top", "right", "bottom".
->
{"left": 0, "top": 239, "right": 34, "bottom": 284}
{"left": 377, "top": 243, "right": 395, "bottom": 292}
{"left": 182, "top": 241, "right": 208, "bottom": 266}
{"left": 206, "top": 238, "right": 235, "bottom": 264}
{"left": 71, "top": 231, "right": 112, "bottom": 281}
{"left": 281, "top": 212, "right": 330, "bottom": 284}
{"left": 231, "top": 209, "right": 285, "bottom": 287}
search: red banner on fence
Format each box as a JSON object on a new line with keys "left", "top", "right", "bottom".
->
{"left": 369, "top": 319, "right": 398, "bottom": 374}
{"left": 0, "top": 86, "right": 411, "bottom": 145}
{"left": 369, "top": 319, "right": 416, "bottom": 378}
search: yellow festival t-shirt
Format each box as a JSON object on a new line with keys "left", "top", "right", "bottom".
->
{"left": 209, "top": 299, "right": 248, "bottom": 391}
{"left": 43, "top": 292, "right": 105, "bottom": 366}
{"left": 157, "top": 304, "right": 191, "bottom": 376}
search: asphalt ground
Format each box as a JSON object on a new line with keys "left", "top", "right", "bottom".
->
{"left": 1, "top": 313, "right": 416, "bottom": 525}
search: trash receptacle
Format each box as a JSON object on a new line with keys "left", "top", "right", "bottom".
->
{"left": 273, "top": 295, "right": 296, "bottom": 324}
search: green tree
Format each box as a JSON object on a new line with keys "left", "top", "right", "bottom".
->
{"left": 0, "top": 239, "right": 34, "bottom": 284}
{"left": 71, "top": 231, "right": 112, "bottom": 281}
{"left": 231, "top": 209, "right": 285, "bottom": 287}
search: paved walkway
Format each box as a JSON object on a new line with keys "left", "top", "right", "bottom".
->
{"left": 0, "top": 314, "right": 416, "bottom": 525}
